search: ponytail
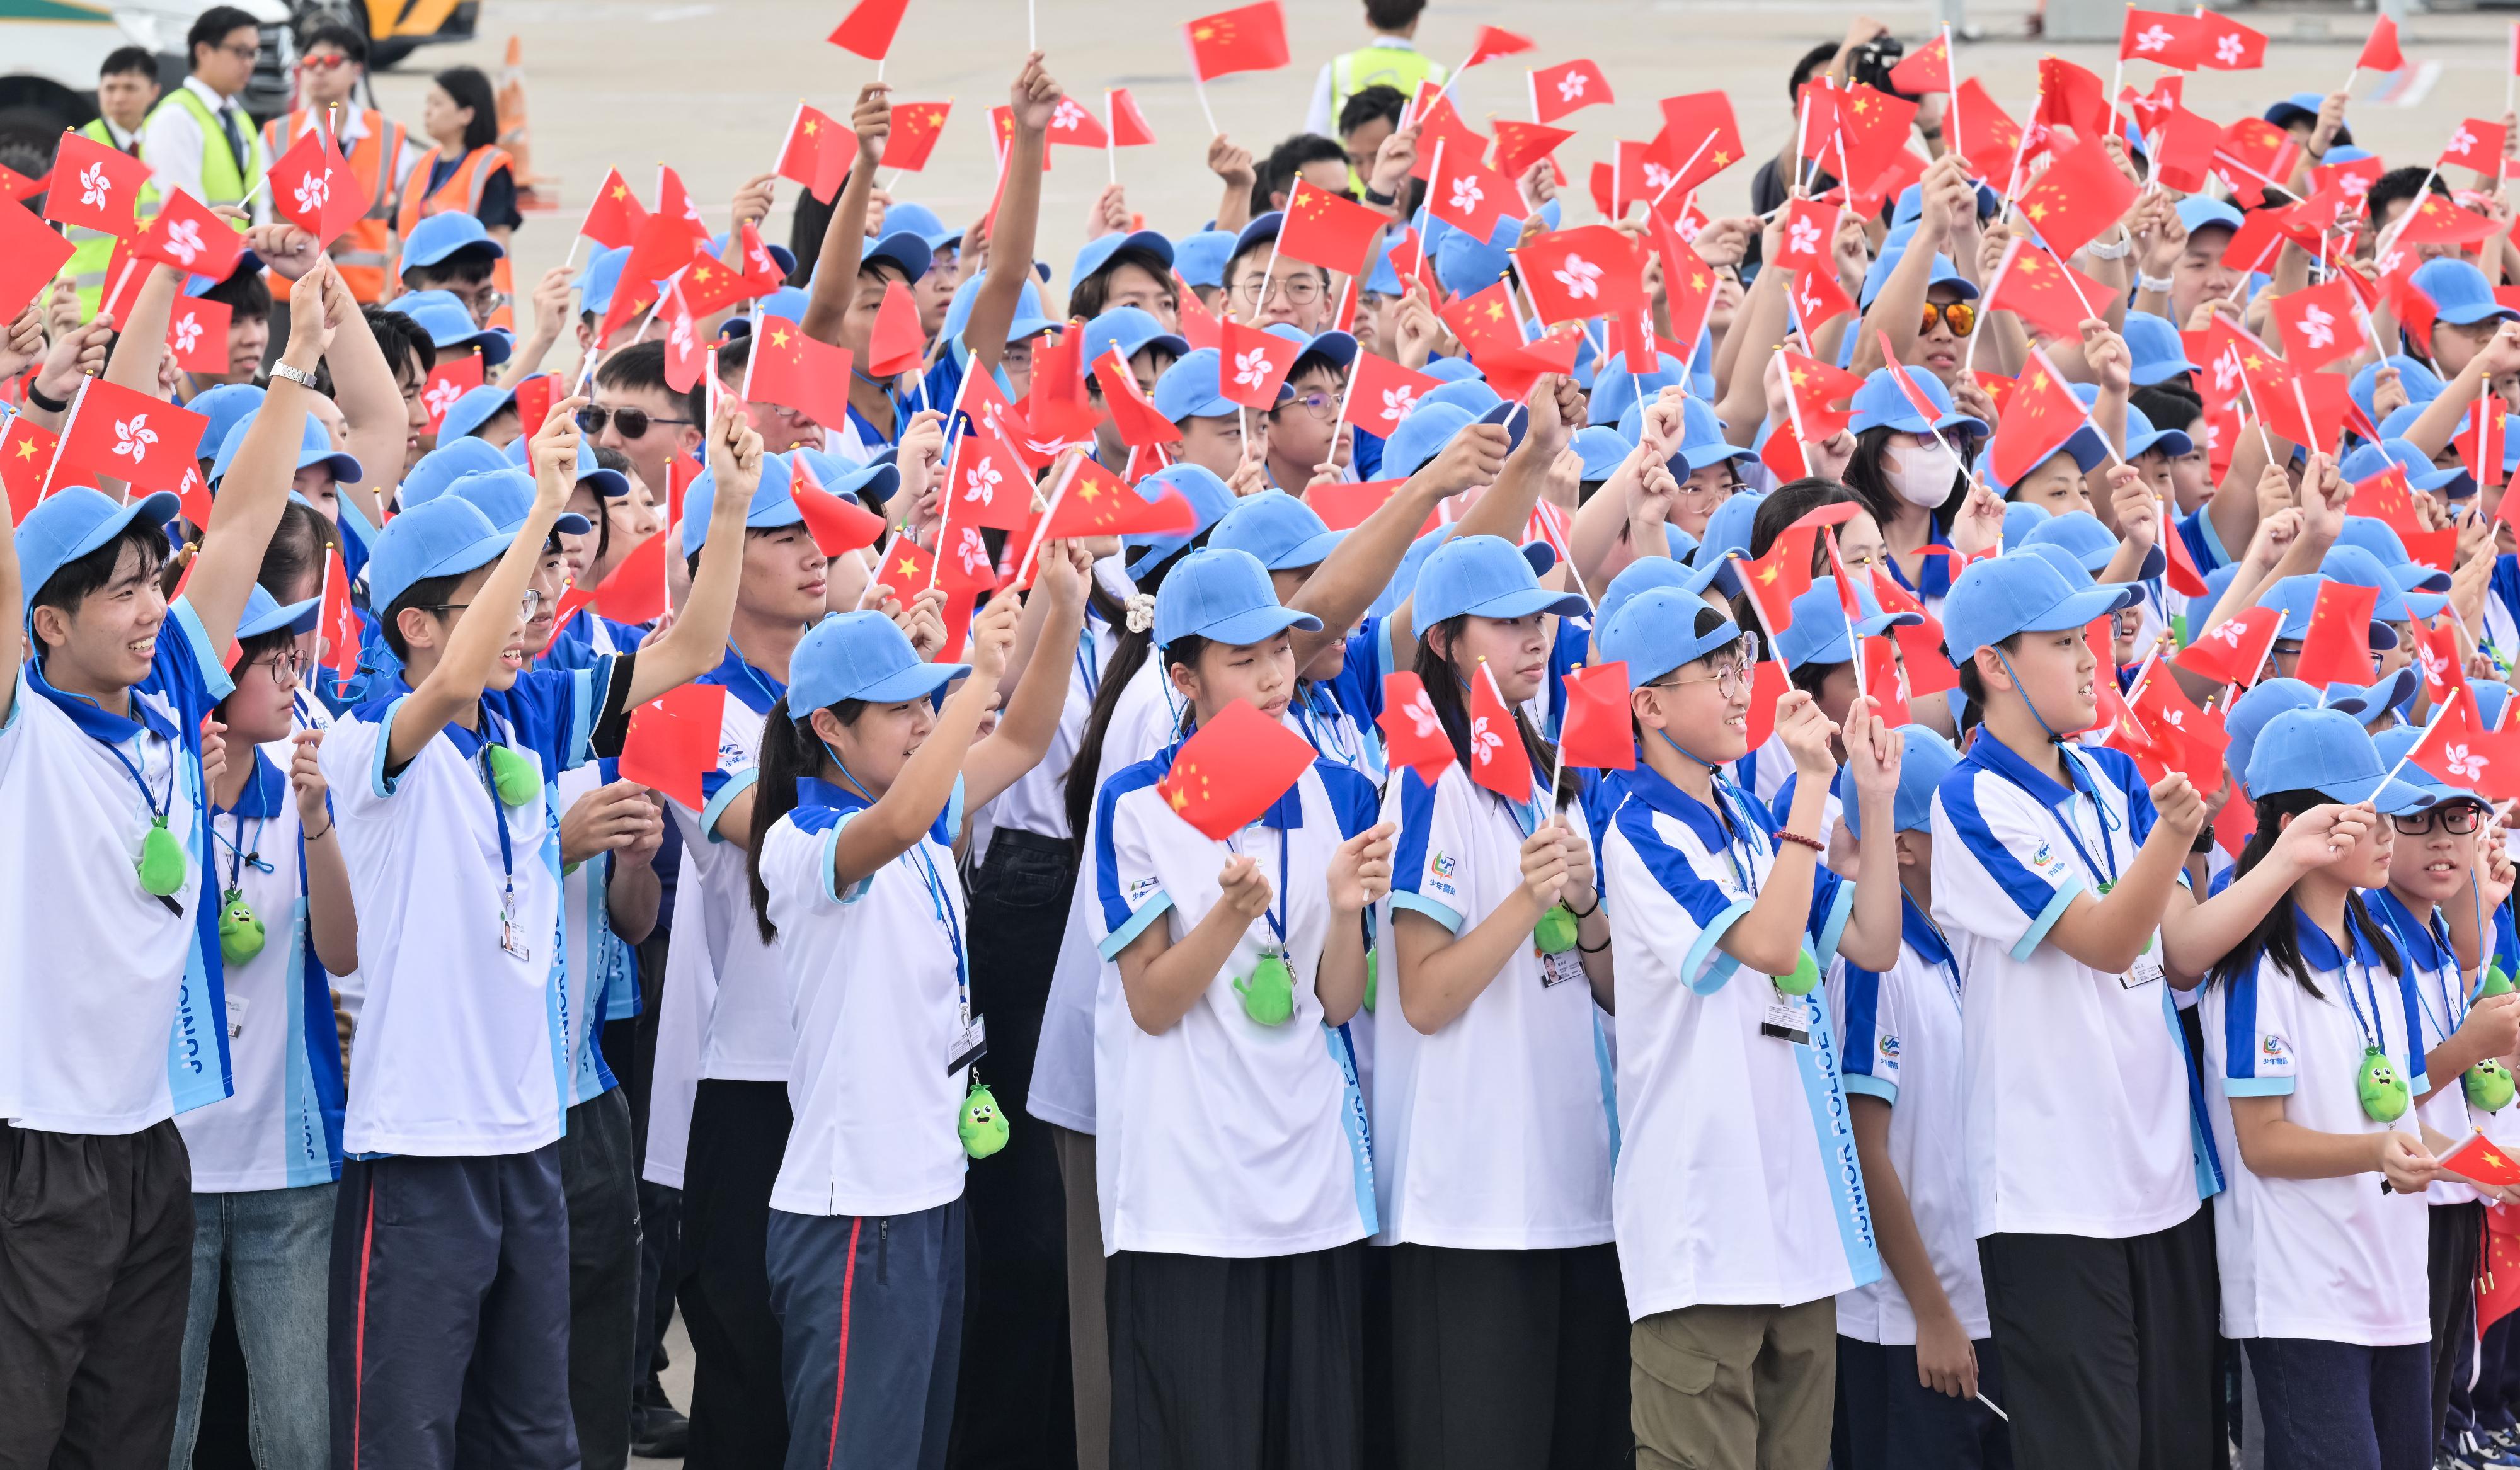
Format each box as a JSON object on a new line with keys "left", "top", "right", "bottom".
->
{"left": 747, "top": 696, "right": 818, "bottom": 945}
{"left": 2204, "top": 788, "right": 2402, "bottom": 993}
{"left": 1061, "top": 544, "right": 1201, "bottom": 841}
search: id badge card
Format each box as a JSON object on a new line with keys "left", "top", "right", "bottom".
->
{"left": 1762, "top": 999, "right": 1811, "bottom": 1046}
{"left": 498, "top": 916, "right": 531, "bottom": 962}
{"left": 224, "top": 995, "right": 249, "bottom": 1039}
{"left": 947, "top": 1014, "right": 988, "bottom": 1075}
{"left": 1540, "top": 949, "right": 1586, "bottom": 988}
{"left": 2123, "top": 944, "right": 2167, "bottom": 990}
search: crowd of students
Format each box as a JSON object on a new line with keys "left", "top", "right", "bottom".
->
{"left": 18, "top": 3, "right": 2520, "bottom": 1470}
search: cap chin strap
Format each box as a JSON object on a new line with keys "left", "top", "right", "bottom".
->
{"left": 1652, "top": 725, "right": 1724, "bottom": 772}
{"left": 820, "top": 735, "right": 879, "bottom": 804}
{"left": 1992, "top": 646, "right": 2068, "bottom": 744}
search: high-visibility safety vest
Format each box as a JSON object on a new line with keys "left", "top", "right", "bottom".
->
{"left": 261, "top": 108, "right": 406, "bottom": 303}
{"left": 1329, "top": 44, "right": 1444, "bottom": 137}
{"left": 149, "top": 84, "right": 267, "bottom": 212}
{"left": 59, "top": 119, "right": 129, "bottom": 320}
{"left": 390, "top": 145, "right": 513, "bottom": 290}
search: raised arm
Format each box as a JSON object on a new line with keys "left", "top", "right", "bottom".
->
{"left": 1286, "top": 423, "right": 1506, "bottom": 663}
{"left": 101, "top": 262, "right": 180, "bottom": 397}
{"left": 307, "top": 257, "right": 408, "bottom": 527}
{"left": 963, "top": 55, "right": 1059, "bottom": 384}
{"left": 964, "top": 541, "right": 1090, "bottom": 809}
{"left": 832, "top": 595, "right": 1018, "bottom": 886}
{"left": 799, "top": 82, "right": 890, "bottom": 347}
{"left": 622, "top": 401, "right": 766, "bottom": 707}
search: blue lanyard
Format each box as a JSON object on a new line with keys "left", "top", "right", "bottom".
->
{"left": 1225, "top": 822, "right": 1293, "bottom": 949}
{"left": 1993, "top": 749, "right": 2122, "bottom": 890}
{"left": 2334, "top": 922, "right": 2389, "bottom": 1056}
{"left": 903, "top": 838, "right": 970, "bottom": 1022}
{"left": 724, "top": 646, "right": 783, "bottom": 710}
{"left": 474, "top": 710, "right": 518, "bottom": 918}
{"left": 1075, "top": 615, "right": 1102, "bottom": 707}
{"left": 212, "top": 794, "right": 271, "bottom": 893}
{"left": 101, "top": 730, "right": 175, "bottom": 826}
{"left": 1294, "top": 682, "right": 1360, "bottom": 764}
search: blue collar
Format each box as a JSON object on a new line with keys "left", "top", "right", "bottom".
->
{"left": 698, "top": 644, "right": 789, "bottom": 715}
{"left": 2294, "top": 900, "right": 2385, "bottom": 974}
{"left": 214, "top": 749, "right": 287, "bottom": 819}
{"left": 1887, "top": 527, "right": 1955, "bottom": 598}
{"left": 797, "top": 773, "right": 871, "bottom": 814}
{"left": 1962, "top": 730, "right": 2084, "bottom": 814}
{"left": 28, "top": 657, "right": 176, "bottom": 744}
{"left": 350, "top": 669, "right": 507, "bottom": 758}
{"left": 2368, "top": 887, "right": 2453, "bottom": 973}
{"left": 1901, "top": 889, "right": 1950, "bottom": 969}
{"left": 1623, "top": 757, "right": 1754, "bottom": 850}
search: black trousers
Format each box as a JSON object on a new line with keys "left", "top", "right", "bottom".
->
{"left": 1107, "top": 1245, "right": 1366, "bottom": 1470}
{"left": 949, "top": 829, "right": 1082, "bottom": 1470}
{"left": 677, "top": 1078, "right": 793, "bottom": 1470}
{"left": 0, "top": 1118, "right": 193, "bottom": 1469}
{"left": 1384, "top": 1242, "right": 1630, "bottom": 1470}
{"left": 1833, "top": 1335, "right": 2015, "bottom": 1470}
{"left": 2431, "top": 1200, "right": 2486, "bottom": 1452}
{"left": 560, "top": 1089, "right": 639, "bottom": 1470}
{"left": 1978, "top": 1208, "right": 2221, "bottom": 1470}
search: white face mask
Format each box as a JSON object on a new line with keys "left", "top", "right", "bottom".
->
{"left": 1885, "top": 437, "right": 1957, "bottom": 508}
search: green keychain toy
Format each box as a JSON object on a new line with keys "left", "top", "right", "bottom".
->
{"left": 2357, "top": 1047, "right": 2412, "bottom": 1124}
{"left": 959, "top": 1080, "right": 1009, "bottom": 1159}
{"left": 1363, "top": 949, "right": 1378, "bottom": 1013}
{"left": 1237, "top": 950, "right": 1296, "bottom": 1026}
{"left": 484, "top": 744, "right": 541, "bottom": 806}
{"left": 217, "top": 889, "right": 265, "bottom": 966}
{"left": 1533, "top": 903, "right": 1579, "bottom": 956}
{"left": 138, "top": 814, "right": 187, "bottom": 897}
{"left": 1772, "top": 945, "right": 1821, "bottom": 997}
{"left": 2482, "top": 966, "right": 2515, "bottom": 1000}
{"left": 2466, "top": 1057, "right": 2517, "bottom": 1113}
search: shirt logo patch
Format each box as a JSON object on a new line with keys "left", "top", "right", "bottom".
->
{"left": 2259, "top": 1034, "right": 2295, "bottom": 1075}
{"left": 1877, "top": 1034, "right": 1901, "bottom": 1061}
{"left": 1125, "top": 875, "right": 1160, "bottom": 904}
{"left": 1431, "top": 852, "right": 1456, "bottom": 878}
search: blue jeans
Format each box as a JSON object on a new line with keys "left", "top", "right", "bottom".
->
{"left": 2245, "top": 1336, "right": 2430, "bottom": 1470}
{"left": 173, "top": 1183, "right": 335, "bottom": 1470}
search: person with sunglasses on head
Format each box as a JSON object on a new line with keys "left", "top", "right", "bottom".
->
{"left": 592, "top": 340, "right": 704, "bottom": 519}
{"left": 1849, "top": 154, "right": 1986, "bottom": 394}
{"left": 2364, "top": 726, "right": 2520, "bottom": 1462}
{"left": 260, "top": 23, "right": 413, "bottom": 305}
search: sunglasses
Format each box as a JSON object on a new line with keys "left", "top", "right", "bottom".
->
{"left": 576, "top": 405, "right": 692, "bottom": 439}
{"left": 1922, "top": 302, "right": 1976, "bottom": 338}
{"left": 297, "top": 54, "right": 353, "bottom": 73}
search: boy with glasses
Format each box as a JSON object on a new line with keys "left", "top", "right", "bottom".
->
{"left": 1223, "top": 214, "right": 1332, "bottom": 333}
{"left": 592, "top": 340, "right": 704, "bottom": 518}
{"left": 1261, "top": 327, "right": 1358, "bottom": 491}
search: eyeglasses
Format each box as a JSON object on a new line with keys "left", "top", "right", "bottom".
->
{"left": 2393, "top": 806, "right": 2487, "bottom": 836}
{"left": 576, "top": 406, "right": 692, "bottom": 439}
{"left": 1921, "top": 302, "right": 1977, "bottom": 338}
{"left": 419, "top": 589, "right": 544, "bottom": 622}
{"left": 1232, "top": 273, "right": 1323, "bottom": 307}
{"left": 247, "top": 647, "right": 304, "bottom": 687}
{"left": 215, "top": 40, "right": 260, "bottom": 60}
{"left": 1647, "top": 639, "right": 1760, "bottom": 698}
{"left": 1676, "top": 474, "right": 1739, "bottom": 504}
{"left": 1277, "top": 390, "right": 1339, "bottom": 421}
{"left": 297, "top": 54, "right": 353, "bottom": 73}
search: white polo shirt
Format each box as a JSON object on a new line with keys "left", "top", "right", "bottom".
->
{"left": 320, "top": 658, "right": 619, "bottom": 1156}
{"left": 1375, "top": 763, "right": 1614, "bottom": 1250}
{"left": 2369, "top": 889, "right": 2499, "bottom": 1208}
{"left": 1828, "top": 895, "right": 1989, "bottom": 1344}
{"left": 1932, "top": 736, "right": 2218, "bottom": 1240}
{"left": 0, "top": 600, "right": 234, "bottom": 1134}
{"left": 2202, "top": 906, "right": 2432, "bottom": 1345}
{"left": 762, "top": 775, "right": 972, "bottom": 1217}
{"left": 176, "top": 744, "right": 348, "bottom": 1190}
{"left": 985, "top": 572, "right": 1123, "bottom": 845}
{"left": 1091, "top": 746, "right": 1382, "bottom": 1256}
{"left": 642, "top": 843, "right": 710, "bottom": 1187}
{"left": 1599, "top": 762, "right": 1875, "bottom": 1319}
{"left": 667, "top": 647, "right": 796, "bottom": 1084}
{"left": 1028, "top": 650, "right": 1188, "bottom": 1136}
{"left": 556, "top": 760, "right": 639, "bottom": 1109}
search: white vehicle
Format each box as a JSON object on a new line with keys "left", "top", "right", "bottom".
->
{"left": 0, "top": 0, "right": 294, "bottom": 178}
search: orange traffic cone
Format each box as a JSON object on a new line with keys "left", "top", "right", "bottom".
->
{"left": 496, "top": 37, "right": 559, "bottom": 214}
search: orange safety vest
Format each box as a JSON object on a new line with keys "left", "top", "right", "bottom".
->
{"left": 261, "top": 108, "right": 406, "bottom": 303}
{"left": 391, "top": 144, "right": 515, "bottom": 292}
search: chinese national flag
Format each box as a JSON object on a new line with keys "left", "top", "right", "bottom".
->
{"left": 1, "top": 414, "right": 59, "bottom": 525}
{"left": 1346, "top": 353, "right": 1440, "bottom": 439}
{"left": 1778, "top": 350, "right": 1865, "bottom": 438}
{"left": 2398, "top": 195, "right": 2507, "bottom": 249}
{"left": 1473, "top": 324, "right": 1580, "bottom": 404}
{"left": 52, "top": 376, "right": 209, "bottom": 495}
{"left": 2175, "top": 605, "right": 2284, "bottom": 688}
{"left": 513, "top": 374, "right": 554, "bottom": 437}
{"left": 791, "top": 477, "right": 888, "bottom": 556}
{"left": 1217, "top": 319, "right": 1302, "bottom": 410}
{"left": 2346, "top": 463, "right": 2426, "bottom": 540}
{"left": 0, "top": 164, "right": 39, "bottom": 203}
{"left": 1986, "top": 355, "right": 2087, "bottom": 486}
{"left": 1174, "top": 274, "right": 1223, "bottom": 351}
{"left": 828, "top": 0, "right": 912, "bottom": 59}
{"left": 2470, "top": 394, "right": 2509, "bottom": 493}
{"left": 2357, "top": 14, "right": 2404, "bottom": 72}
{"left": 1378, "top": 671, "right": 1458, "bottom": 784}
{"left": 1988, "top": 241, "right": 2110, "bottom": 340}
{"left": 134, "top": 189, "right": 245, "bottom": 281}
{"left": 867, "top": 279, "right": 925, "bottom": 376}
{"left": 1, "top": 200, "right": 74, "bottom": 314}
{"left": 316, "top": 548, "right": 359, "bottom": 690}
{"left": 1465, "top": 25, "right": 1535, "bottom": 67}
{"left": 1873, "top": 571, "right": 1962, "bottom": 697}
{"left": 1739, "top": 526, "right": 1819, "bottom": 632}
{"left": 267, "top": 127, "right": 361, "bottom": 244}
{"left": 944, "top": 418, "right": 1036, "bottom": 532}
{"left": 579, "top": 168, "right": 648, "bottom": 249}
{"left": 1656, "top": 91, "right": 1747, "bottom": 193}
{"left": 42, "top": 130, "right": 147, "bottom": 236}
{"left": 598, "top": 212, "right": 696, "bottom": 343}
{"left": 882, "top": 101, "right": 951, "bottom": 171}
{"left": 1097, "top": 345, "right": 1181, "bottom": 450}
{"left": 2271, "top": 276, "right": 2362, "bottom": 373}
{"left": 2199, "top": 11, "right": 2269, "bottom": 69}
{"left": 2444, "top": 1131, "right": 2520, "bottom": 1188}
{"left": 2150, "top": 106, "right": 2224, "bottom": 193}
{"left": 1836, "top": 84, "right": 1919, "bottom": 185}
{"left": 592, "top": 525, "right": 672, "bottom": 623}
{"left": 1184, "top": 1, "right": 1290, "bottom": 80}
{"left": 2015, "top": 139, "right": 2136, "bottom": 259}
{"left": 420, "top": 351, "right": 484, "bottom": 433}
{"left": 621, "top": 683, "right": 728, "bottom": 810}
{"left": 677, "top": 249, "right": 753, "bottom": 318}
{"left": 1888, "top": 33, "right": 1952, "bottom": 93}
{"left": 1440, "top": 280, "right": 1526, "bottom": 359}
{"left": 1517, "top": 225, "right": 1642, "bottom": 326}
{"left": 1492, "top": 120, "right": 1574, "bottom": 181}
{"left": 878, "top": 537, "right": 936, "bottom": 603}
{"left": 1949, "top": 79, "right": 2028, "bottom": 189}
{"left": 1279, "top": 179, "right": 1386, "bottom": 278}
{"left": 1532, "top": 60, "right": 1612, "bottom": 123}
{"left": 777, "top": 105, "right": 855, "bottom": 203}
{"left": 1741, "top": 660, "right": 1792, "bottom": 749}
{"left": 1558, "top": 662, "right": 1636, "bottom": 770}
{"left": 1158, "top": 698, "right": 1318, "bottom": 840}
{"left": 165, "top": 296, "right": 231, "bottom": 375}
{"left": 743, "top": 322, "right": 854, "bottom": 428}
{"left": 1041, "top": 455, "right": 1196, "bottom": 539}
{"left": 2295, "top": 581, "right": 2380, "bottom": 690}
{"left": 1467, "top": 665, "right": 1537, "bottom": 799}
{"left": 1109, "top": 89, "right": 1157, "bottom": 147}
{"left": 2034, "top": 55, "right": 2112, "bottom": 140}
{"left": 1022, "top": 324, "right": 1101, "bottom": 445}
{"left": 2119, "top": 9, "right": 2207, "bottom": 68}
{"left": 1658, "top": 217, "right": 1719, "bottom": 346}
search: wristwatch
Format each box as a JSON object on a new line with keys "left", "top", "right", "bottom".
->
{"left": 270, "top": 360, "right": 319, "bottom": 390}
{"left": 2137, "top": 272, "right": 2176, "bottom": 295}
{"left": 2083, "top": 232, "right": 2133, "bottom": 261}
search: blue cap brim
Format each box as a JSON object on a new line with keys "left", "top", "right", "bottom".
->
{"left": 238, "top": 593, "right": 322, "bottom": 639}
{"left": 1265, "top": 528, "right": 1347, "bottom": 570}
{"left": 2318, "top": 772, "right": 2437, "bottom": 815}
{"left": 857, "top": 659, "right": 969, "bottom": 704}
{"left": 299, "top": 447, "right": 364, "bottom": 484}
{"left": 581, "top": 468, "right": 631, "bottom": 499}
{"left": 2025, "top": 581, "right": 2144, "bottom": 632}
{"left": 1458, "top": 586, "right": 1589, "bottom": 622}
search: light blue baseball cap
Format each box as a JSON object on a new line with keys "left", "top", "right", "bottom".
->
{"left": 438, "top": 383, "right": 520, "bottom": 445}
{"left": 366, "top": 495, "right": 515, "bottom": 612}
{"left": 1841, "top": 724, "right": 1962, "bottom": 838}
{"left": 14, "top": 486, "right": 180, "bottom": 617}
{"left": 1942, "top": 550, "right": 2141, "bottom": 661}
{"left": 878, "top": 202, "right": 958, "bottom": 253}
{"left": 1573, "top": 424, "right": 1632, "bottom": 482}
{"left": 1173, "top": 230, "right": 1236, "bottom": 290}
{"left": 187, "top": 383, "right": 265, "bottom": 464}
{"left": 384, "top": 290, "right": 513, "bottom": 367}
{"left": 1125, "top": 463, "right": 1238, "bottom": 578}
{"left": 1380, "top": 402, "right": 1475, "bottom": 480}
{"left": 2320, "top": 544, "right": 2415, "bottom": 623}
{"left": 2340, "top": 437, "right": 2465, "bottom": 496}
{"left": 1210, "top": 491, "right": 1344, "bottom": 571}
{"left": 2385, "top": 562, "right": 2449, "bottom": 620}
{"left": 575, "top": 244, "right": 631, "bottom": 317}
{"left": 2320, "top": 668, "right": 2418, "bottom": 724}
{"left": 499, "top": 436, "right": 631, "bottom": 499}
{"left": 1074, "top": 229, "right": 1175, "bottom": 290}
{"left": 2177, "top": 196, "right": 2245, "bottom": 236}
{"left": 939, "top": 270, "right": 1058, "bottom": 348}
{"left": 210, "top": 408, "right": 362, "bottom": 489}
{"left": 400, "top": 212, "right": 504, "bottom": 270}
{"left": 2025, "top": 510, "right": 2167, "bottom": 583}
{"left": 790, "top": 609, "right": 968, "bottom": 710}
{"left": 2225, "top": 677, "right": 2323, "bottom": 792}
{"left": 1412, "top": 533, "right": 1583, "bottom": 627}
{"left": 448, "top": 467, "right": 592, "bottom": 537}
{"left": 2123, "top": 311, "right": 2200, "bottom": 387}
{"left": 1417, "top": 377, "right": 1504, "bottom": 418}
{"left": 1601, "top": 585, "right": 1745, "bottom": 687}
{"left": 1590, "top": 353, "right": 1687, "bottom": 429}
{"left": 233, "top": 582, "right": 321, "bottom": 643}
{"left": 1083, "top": 306, "right": 1189, "bottom": 381}
{"left": 1264, "top": 322, "right": 1358, "bottom": 375}
{"left": 2254, "top": 573, "right": 2402, "bottom": 648}
{"left": 1775, "top": 579, "right": 1920, "bottom": 670}
{"left": 400, "top": 437, "right": 515, "bottom": 511}
{"left": 2413, "top": 258, "right": 2518, "bottom": 328}
{"left": 1152, "top": 546, "right": 1322, "bottom": 649}
{"left": 1847, "top": 366, "right": 1987, "bottom": 438}
{"left": 682, "top": 452, "right": 801, "bottom": 557}
{"left": 1152, "top": 348, "right": 1250, "bottom": 423}
{"left": 2374, "top": 722, "right": 2490, "bottom": 809}
{"left": 2122, "top": 403, "right": 2192, "bottom": 461}
{"left": 862, "top": 230, "right": 933, "bottom": 285}
{"left": 1856, "top": 249, "right": 1979, "bottom": 311}
{"left": 1595, "top": 552, "right": 1728, "bottom": 637}
{"left": 2351, "top": 356, "right": 2443, "bottom": 422}
{"left": 2247, "top": 707, "right": 2432, "bottom": 814}
{"left": 1673, "top": 397, "right": 1755, "bottom": 476}
{"left": 2002, "top": 499, "right": 2052, "bottom": 550}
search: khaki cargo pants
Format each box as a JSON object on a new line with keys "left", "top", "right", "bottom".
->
{"left": 1630, "top": 1296, "right": 1835, "bottom": 1469}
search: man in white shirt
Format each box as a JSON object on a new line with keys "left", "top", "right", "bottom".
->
{"left": 139, "top": 6, "right": 272, "bottom": 225}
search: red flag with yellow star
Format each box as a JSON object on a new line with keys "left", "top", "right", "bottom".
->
{"left": 2446, "top": 1132, "right": 2520, "bottom": 1188}
{"left": 1656, "top": 92, "right": 1744, "bottom": 193}
{"left": 1157, "top": 698, "right": 1318, "bottom": 840}
{"left": 1439, "top": 280, "right": 1527, "bottom": 360}
{"left": 579, "top": 168, "right": 649, "bottom": 249}
{"left": 1184, "top": 1, "right": 1290, "bottom": 80}
{"left": 1986, "top": 239, "right": 2112, "bottom": 341}
{"left": 1, "top": 414, "right": 59, "bottom": 525}
{"left": 881, "top": 101, "right": 951, "bottom": 171}
{"left": 1040, "top": 454, "right": 1198, "bottom": 540}
{"left": 777, "top": 105, "right": 854, "bottom": 203}
{"left": 1985, "top": 353, "right": 2087, "bottom": 486}
{"left": 1278, "top": 178, "right": 1387, "bottom": 278}
{"left": 1949, "top": 79, "right": 2030, "bottom": 191}
{"left": 743, "top": 321, "right": 854, "bottom": 429}
{"left": 1777, "top": 350, "right": 1866, "bottom": 438}
{"left": 2013, "top": 137, "right": 2136, "bottom": 259}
